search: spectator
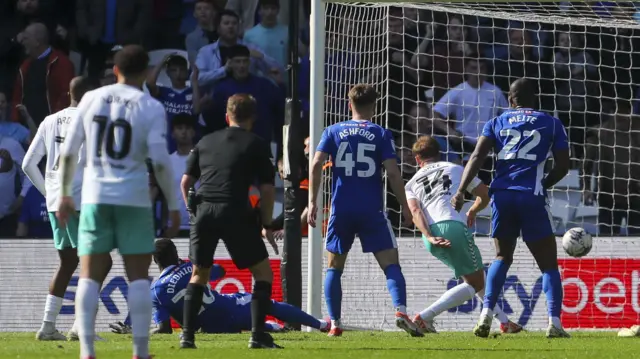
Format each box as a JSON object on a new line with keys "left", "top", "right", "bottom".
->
{"left": 583, "top": 102, "right": 640, "bottom": 236}
{"left": 492, "top": 28, "right": 553, "bottom": 110}
{"left": 432, "top": 57, "right": 508, "bottom": 156}
{"left": 16, "top": 164, "right": 52, "bottom": 238}
{"left": 553, "top": 31, "right": 598, "bottom": 158}
{"left": 186, "top": 0, "right": 219, "bottom": 62}
{"left": 11, "top": 23, "right": 74, "bottom": 126}
{"left": 195, "top": 9, "right": 282, "bottom": 87}
{"left": 411, "top": 15, "right": 475, "bottom": 102}
{"left": 207, "top": 45, "right": 284, "bottom": 154}
{"left": 146, "top": 53, "right": 203, "bottom": 153}
{"left": 243, "top": 0, "right": 289, "bottom": 71}
{"left": 167, "top": 114, "right": 197, "bottom": 237}
{"left": 225, "top": 0, "right": 305, "bottom": 36}
{"left": 0, "top": 134, "right": 31, "bottom": 237}
{"left": 100, "top": 67, "right": 117, "bottom": 87}
{"left": 76, "top": 0, "right": 151, "bottom": 79}
{"left": 146, "top": 0, "right": 185, "bottom": 50}
{"left": 0, "top": 92, "right": 30, "bottom": 149}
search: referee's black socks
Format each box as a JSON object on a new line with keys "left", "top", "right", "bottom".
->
{"left": 183, "top": 283, "right": 205, "bottom": 342}
{"left": 250, "top": 281, "right": 272, "bottom": 338}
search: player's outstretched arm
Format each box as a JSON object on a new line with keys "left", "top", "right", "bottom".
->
{"left": 308, "top": 150, "right": 328, "bottom": 228}
{"left": 454, "top": 136, "right": 493, "bottom": 212}
{"left": 383, "top": 158, "right": 413, "bottom": 227}
{"left": 22, "top": 124, "right": 47, "bottom": 196}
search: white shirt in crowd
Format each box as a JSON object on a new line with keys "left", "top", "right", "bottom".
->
{"left": 61, "top": 84, "right": 177, "bottom": 210}
{"left": 405, "top": 161, "right": 482, "bottom": 225}
{"left": 433, "top": 81, "right": 509, "bottom": 143}
{"left": 23, "top": 107, "right": 84, "bottom": 211}
{"left": 0, "top": 135, "right": 30, "bottom": 219}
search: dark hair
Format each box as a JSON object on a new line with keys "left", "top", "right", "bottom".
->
{"left": 259, "top": 0, "right": 279, "bottom": 8}
{"left": 113, "top": 45, "right": 149, "bottom": 77}
{"left": 348, "top": 84, "right": 378, "bottom": 110}
{"left": 217, "top": 9, "right": 239, "bottom": 26}
{"left": 171, "top": 113, "right": 196, "bottom": 131}
{"left": 153, "top": 239, "right": 179, "bottom": 268}
{"left": 226, "top": 94, "right": 257, "bottom": 123}
{"left": 412, "top": 135, "right": 441, "bottom": 160}
{"left": 228, "top": 45, "right": 251, "bottom": 59}
{"left": 508, "top": 78, "right": 535, "bottom": 108}
{"left": 166, "top": 54, "right": 188, "bottom": 69}
{"left": 70, "top": 76, "right": 95, "bottom": 103}
{"left": 195, "top": 0, "right": 216, "bottom": 7}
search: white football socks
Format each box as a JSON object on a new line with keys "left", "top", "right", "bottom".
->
{"left": 76, "top": 278, "right": 100, "bottom": 358}
{"left": 476, "top": 288, "right": 509, "bottom": 324}
{"left": 129, "top": 279, "right": 152, "bottom": 359}
{"left": 41, "top": 295, "right": 63, "bottom": 331}
{"left": 420, "top": 282, "right": 476, "bottom": 321}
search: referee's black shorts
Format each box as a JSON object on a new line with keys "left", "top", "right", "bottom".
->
{"left": 189, "top": 202, "right": 268, "bottom": 269}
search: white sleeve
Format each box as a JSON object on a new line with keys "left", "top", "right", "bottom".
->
{"left": 405, "top": 180, "right": 418, "bottom": 201}
{"left": 432, "top": 89, "right": 455, "bottom": 118}
{"left": 22, "top": 125, "right": 47, "bottom": 196}
{"left": 466, "top": 176, "right": 483, "bottom": 193}
{"left": 59, "top": 98, "right": 87, "bottom": 196}
{"left": 146, "top": 104, "right": 178, "bottom": 211}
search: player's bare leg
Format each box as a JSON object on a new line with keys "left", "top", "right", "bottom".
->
{"left": 37, "top": 248, "right": 79, "bottom": 341}
{"left": 526, "top": 235, "right": 569, "bottom": 338}
{"left": 181, "top": 264, "right": 211, "bottom": 349}
{"left": 123, "top": 254, "right": 154, "bottom": 358}
{"left": 374, "top": 248, "right": 423, "bottom": 337}
{"left": 76, "top": 253, "right": 112, "bottom": 359}
{"left": 247, "top": 258, "right": 281, "bottom": 349}
{"left": 475, "top": 238, "right": 517, "bottom": 338}
{"left": 325, "top": 252, "right": 347, "bottom": 337}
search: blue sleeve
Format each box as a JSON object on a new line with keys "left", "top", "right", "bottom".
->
{"left": 481, "top": 119, "right": 496, "bottom": 140}
{"left": 316, "top": 128, "right": 334, "bottom": 154}
{"left": 380, "top": 129, "right": 397, "bottom": 161}
{"left": 209, "top": 264, "right": 225, "bottom": 281}
{"left": 18, "top": 191, "right": 31, "bottom": 223}
{"left": 552, "top": 116, "right": 570, "bottom": 151}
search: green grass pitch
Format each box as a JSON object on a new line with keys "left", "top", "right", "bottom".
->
{"left": 1, "top": 331, "right": 639, "bottom": 359}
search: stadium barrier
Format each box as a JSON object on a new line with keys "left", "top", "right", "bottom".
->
{"left": 0, "top": 237, "right": 638, "bottom": 332}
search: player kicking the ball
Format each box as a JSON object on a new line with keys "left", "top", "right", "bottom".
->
{"left": 404, "top": 136, "right": 522, "bottom": 334}
{"left": 23, "top": 77, "right": 112, "bottom": 341}
{"left": 308, "top": 84, "right": 421, "bottom": 337}
{"left": 452, "top": 78, "right": 571, "bottom": 338}
{"left": 57, "top": 45, "right": 181, "bottom": 359}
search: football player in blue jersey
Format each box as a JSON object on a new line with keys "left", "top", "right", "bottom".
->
{"left": 308, "top": 84, "right": 421, "bottom": 337}
{"left": 452, "top": 78, "right": 571, "bottom": 338}
{"left": 109, "top": 239, "right": 330, "bottom": 335}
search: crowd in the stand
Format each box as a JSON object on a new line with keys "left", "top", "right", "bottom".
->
{"left": 0, "top": 0, "right": 638, "bottom": 238}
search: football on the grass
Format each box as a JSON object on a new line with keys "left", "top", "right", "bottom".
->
{"left": 562, "top": 227, "right": 592, "bottom": 258}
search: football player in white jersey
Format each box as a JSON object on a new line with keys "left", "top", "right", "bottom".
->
{"left": 57, "top": 45, "right": 180, "bottom": 359}
{"left": 22, "top": 77, "right": 111, "bottom": 341}
{"left": 404, "top": 136, "right": 522, "bottom": 334}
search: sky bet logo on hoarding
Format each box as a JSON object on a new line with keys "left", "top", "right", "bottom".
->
{"left": 448, "top": 259, "right": 640, "bottom": 329}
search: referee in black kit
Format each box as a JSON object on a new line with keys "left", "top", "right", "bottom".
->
{"left": 179, "top": 94, "right": 281, "bottom": 349}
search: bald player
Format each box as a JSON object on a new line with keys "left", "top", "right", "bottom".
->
{"left": 23, "top": 77, "right": 113, "bottom": 341}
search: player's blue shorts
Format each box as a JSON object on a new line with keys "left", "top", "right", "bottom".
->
{"left": 325, "top": 210, "right": 397, "bottom": 254}
{"left": 490, "top": 190, "right": 555, "bottom": 242}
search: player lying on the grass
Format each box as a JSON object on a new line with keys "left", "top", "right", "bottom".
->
{"left": 404, "top": 136, "right": 523, "bottom": 335}
{"left": 22, "top": 76, "right": 112, "bottom": 342}
{"left": 452, "top": 78, "right": 571, "bottom": 339}
{"left": 109, "top": 239, "right": 330, "bottom": 334}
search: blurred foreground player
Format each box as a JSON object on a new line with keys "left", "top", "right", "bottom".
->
{"left": 113, "top": 239, "right": 329, "bottom": 334}
{"left": 57, "top": 45, "right": 181, "bottom": 359}
{"left": 180, "top": 94, "right": 280, "bottom": 349}
{"left": 23, "top": 77, "right": 112, "bottom": 341}
{"left": 404, "top": 136, "right": 522, "bottom": 334}
{"left": 308, "top": 84, "right": 421, "bottom": 337}
{"left": 452, "top": 78, "right": 571, "bottom": 338}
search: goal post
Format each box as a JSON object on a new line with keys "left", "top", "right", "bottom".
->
{"left": 308, "top": 0, "right": 640, "bottom": 331}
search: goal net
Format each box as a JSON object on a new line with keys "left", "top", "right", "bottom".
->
{"left": 310, "top": 1, "right": 640, "bottom": 331}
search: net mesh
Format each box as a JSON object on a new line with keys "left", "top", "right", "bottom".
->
{"left": 318, "top": 1, "right": 640, "bottom": 331}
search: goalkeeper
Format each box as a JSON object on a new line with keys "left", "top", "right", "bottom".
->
{"left": 110, "top": 239, "right": 329, "bottom": 334}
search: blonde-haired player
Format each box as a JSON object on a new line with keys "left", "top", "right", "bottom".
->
{"left": 57, "top": 45, "right": 180, "bottom": 359}
{"left": 404, "top": 136, "right": 522, "bottom": 334}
